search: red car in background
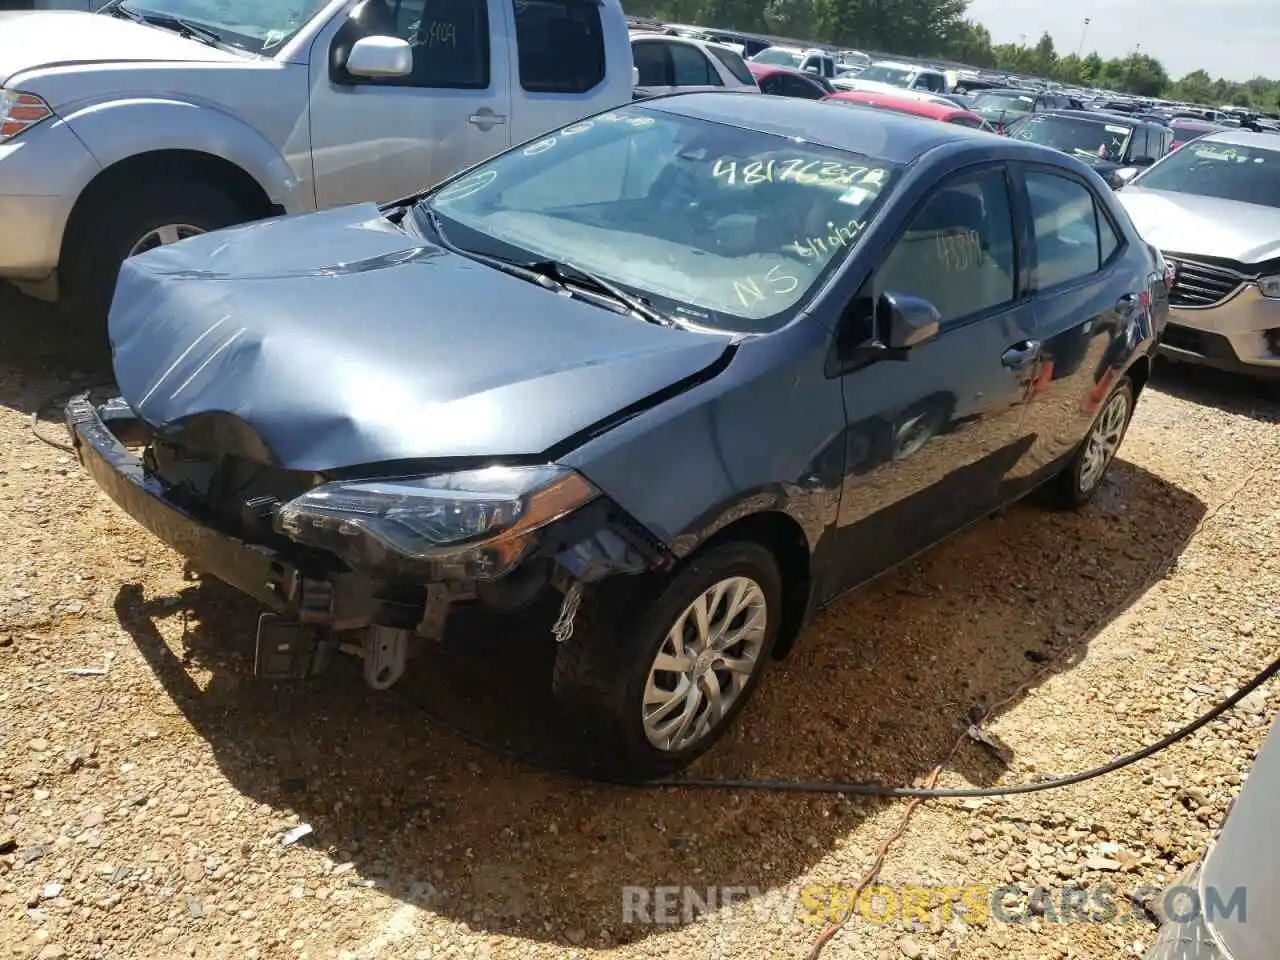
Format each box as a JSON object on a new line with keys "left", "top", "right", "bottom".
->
{"left": 747, "top": 62, "right": 834, "bottom": 99}
{"left": 1170, "top": 118, "right": 1228, "bottom": 149}
{"left": 823, "top": 90, "right": 996, "bottom": 132}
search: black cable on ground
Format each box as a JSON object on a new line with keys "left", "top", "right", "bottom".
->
{"left": 404, "top": 651, "right": 1278, "bottom": 797}
{"left": 30, "top": 379, "right": 116, "bottom": 454}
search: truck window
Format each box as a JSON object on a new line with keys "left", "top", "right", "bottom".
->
{"left": 515, "top": 0, "right": 606, "bottom": 93}
{"left": 335, "top": 0, "right": 489, "bottom": 89}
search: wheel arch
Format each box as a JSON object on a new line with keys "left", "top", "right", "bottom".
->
{"left": 1127, "top": 353, "right": 1151, "bottom": 398}
{"left": 59, "top": 149, "right": 282, "bottom": 271}
{"left": 688, "top": 509, "right": 814, "bottom": 660}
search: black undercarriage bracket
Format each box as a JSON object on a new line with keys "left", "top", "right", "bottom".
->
{"left": 254, "top": 613, "right": 335, "bottom": 680}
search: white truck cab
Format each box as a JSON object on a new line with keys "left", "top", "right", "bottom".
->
{"left": 834, "top": 59, "right": 951, "bottom": 95}
{"left": 750, "top": 45, "right": 836, "bottom": 80}
{"left": 0, "top": 0, "right": 634, "bottom": 316}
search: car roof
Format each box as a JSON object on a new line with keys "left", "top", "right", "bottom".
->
{"left": 827, "top": 90, "right": 959, "bottom": 120}
{"left": 1041, "top": 109, "right": 1146, "bottom": 125}
{"left": 747, "top": 62, "right": 820, "bottom": 80}
{"left": 1199, "top": 129, "right": 1280, "bottom": 149}
{"left": 643, "top": 92, "right": 1014, "bottom": 164}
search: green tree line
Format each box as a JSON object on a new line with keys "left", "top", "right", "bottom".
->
{"left": 627, "top": 0, "right": 1280, "bottom": 110}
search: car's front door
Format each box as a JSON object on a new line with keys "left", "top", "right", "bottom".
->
{"left": 1005, "top": 163, "right": 1149, "bottom": 489}
{"left": 308, "top": 0, "right": 513, "bottom": 208}
{"left": 823, "top": 164, "right": 1040, "bottom": 598}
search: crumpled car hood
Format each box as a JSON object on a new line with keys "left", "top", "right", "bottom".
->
{"left": 1117, "top": 187, "right": 1280, "bottom": 264}
{"left": 108, "top": 204, "right": 732, "bottom": 473}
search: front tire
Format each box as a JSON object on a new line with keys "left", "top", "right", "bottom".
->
{"left": 1045, "top": 377, "right": 1135, "bottom": 509}
{"left": 62, "top": 179, "right": 251, "bottom": 326}
{"left": 553, "top": 541, "right": 782, "bottom": 779}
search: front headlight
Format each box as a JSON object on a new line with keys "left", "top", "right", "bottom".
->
{"left": 1258, "top": 275, "right": 1280, "bottom": 299}
{"left": 276, "top": 465, "right": 599, "bottom": 579}
{"left": 0, "top": 89, "right": 53, "bottom": 143}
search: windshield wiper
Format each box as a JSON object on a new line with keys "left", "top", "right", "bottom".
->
{"left": 419, "top": 205, "right": 675, "bottom": 327}
{"left": 420, "top": 205, "right": 566, "bottom": 293}
{"left": 111, "top": 4, "right": 222, "bottom": 47}
{"left": 526, "top": 260, "right": 676, "bottom": 327}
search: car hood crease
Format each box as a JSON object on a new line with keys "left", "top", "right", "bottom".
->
{"left": 107, "top": 204, "right": 732, "bottom": 473}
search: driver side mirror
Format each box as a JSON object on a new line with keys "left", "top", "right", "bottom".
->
{"left": 346, "top": 36, "right": 413, "bottom": 79}
{"left": 881, "top": 292, "right": 941, "bottom": 351}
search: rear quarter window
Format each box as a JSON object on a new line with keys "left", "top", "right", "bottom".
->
{"left": 706, "top": 44, "right": 755, "bottom": 85}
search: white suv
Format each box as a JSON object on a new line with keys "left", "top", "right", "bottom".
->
{"left": 0, "top": 0, "right": 634, "bottom": 319}
{"left": 631, "top": 33, "right": 760, "bottom": 98}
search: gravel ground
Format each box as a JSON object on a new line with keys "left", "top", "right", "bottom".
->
{"left": 1, "top": 282, "right": 1278, "bottom": 960}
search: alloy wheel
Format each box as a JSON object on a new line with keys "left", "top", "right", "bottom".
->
{"left": 1078, "top": 390, "right": 1130, "bottom": 493}
{"left": 128, "top": 223, "right": 205, "bottom": 257}
{"left": 641, "top": 576, "right": 768, "bottom": 752}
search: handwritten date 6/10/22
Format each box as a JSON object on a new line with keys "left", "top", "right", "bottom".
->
{"left": 712, "top": 157, "right": 887, "bottom": 191}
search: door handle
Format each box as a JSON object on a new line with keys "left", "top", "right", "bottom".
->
{"left": 468, "top": 111, "right": 506, "bottom": 128}
{"left": 1001, "top": 340, "right": 1041, "bottom": 369}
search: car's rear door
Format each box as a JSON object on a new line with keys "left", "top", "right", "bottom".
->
{"left": 822, "top": 163, "right": 1040, "bottom": 597}
{"left": 1005, "top": 162, "right": 1153, "bottom": 490}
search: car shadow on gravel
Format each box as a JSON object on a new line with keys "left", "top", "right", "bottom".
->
{"left": 0, "top": 282, "right": 114, "bottom": 420}
{"left": 108, "top": 456, "right": 1205, "bottom": 949}
{"left": 1151, "top": 358, "right": 1280, "bottom": 423}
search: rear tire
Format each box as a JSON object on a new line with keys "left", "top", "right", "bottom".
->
{"left": 552, "top": 541, "right": 782, "bottom": 780}
{"left": 1044, "top": 377, "right": 1135, "bottom": 509}
{"left": 61, "top": 179, "right": 250, "bottom": 327}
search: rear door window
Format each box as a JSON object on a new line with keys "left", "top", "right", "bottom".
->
{"left": 1025, "top": 171, "right": 1104, "bottom": 288}
{"left": 632, "top": 39, "right": 671, "bottom": 87}
{"left": 669, "top": 42, "right": 720, "bottom": 86}
{"left": 782, "top": 74, "right": 824, "bottom": 99}
{"left": 514, "top": 0, "right": 605, "bottom": 93}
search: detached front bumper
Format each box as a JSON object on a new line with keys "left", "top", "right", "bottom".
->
{"left": 63, "top": 395, "right": 374, "bottom": 626}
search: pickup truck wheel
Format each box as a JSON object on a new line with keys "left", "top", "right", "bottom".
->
{"left": 63, "top": 180, "right": 250, "bottom": 325}
{"left": 553, "top": 541, "right": 781, "bottom": 779}
{"left": 1045, "top": 377, "right": 1135, "bottom": 509}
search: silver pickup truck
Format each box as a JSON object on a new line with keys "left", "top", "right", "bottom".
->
{"left": 0, "top": 0, "right": 634, "bottom": 317}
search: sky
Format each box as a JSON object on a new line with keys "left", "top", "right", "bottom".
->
{"left": 964, "top": 0, "right": 1280, "bottom": 83}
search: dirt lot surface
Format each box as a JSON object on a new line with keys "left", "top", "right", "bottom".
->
{"left": 1, "top": 282, "right": 1278, "bottom": 960}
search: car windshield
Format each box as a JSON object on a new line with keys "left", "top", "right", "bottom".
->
{"left": 1172, "top": 123, "right": 1218, "bottom": 143}
{"left": 1135, "top": 140, "right": 1280, "bottom": 208}
{"left": 113, "top": 0, "right": 328, "bottom": 53}
{"left": 855, "top": 66, "right": 913, "bottom": 86}
{"left": 1011, "top": 115, "right": 1133, "bottom": 162}
{"left": 970, "top": 91, "right": 1035, "bottom": 118}
{"left": 752, "top": 48, "right": 802, "bottom": 67}
{"left": 422, "top": 104, "right": 903, "bottom": 333}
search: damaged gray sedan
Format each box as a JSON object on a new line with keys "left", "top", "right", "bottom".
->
{"left": 67, "top": 93, "right": 1165, "bottom": 776}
